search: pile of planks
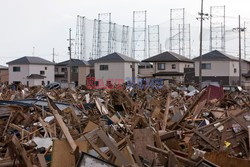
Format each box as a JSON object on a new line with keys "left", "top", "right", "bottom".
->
{"left": 0, "top": 84, "right": 250, "bottom": 166}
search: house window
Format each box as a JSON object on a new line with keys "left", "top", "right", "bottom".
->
{"left": 61, "top": 68, "right": 67, "bottom": 72}
{"left": 157, "top": 63, "right": 165, "bottom": 70}
{"left": 234, "top": 68, "right": 237, "bottom": 73}
{"left": 13, "top": 66, "right": 20, "bottom": 72}
{"left": 201, "top": 63, "right": 211, "bottom": 70}
{"left": 42, "top": 81, "right": 45, "bottom": 85}
{"left": 47, "top": 81, "right": 50, "bottom": 85}
{"left": 40, "top": 71, "right": 45, "bottom": 75}
{"left": 55, "top": 67, "right": 58, "bottom": 72}
{"left": 100, "top": 65, "right": 109, "bottom": 71}
{"left": 72, "top": 66, "right": 78, "bottom": 73}
{"left": 45, "top": 67, "right": 47, "bottom": 70}
{"left": 172, "top": 64, "right": 176, "bottom": 69}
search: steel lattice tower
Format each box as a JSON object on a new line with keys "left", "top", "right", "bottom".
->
{"left": 97, "top": 13, "right": 112, "bottom": 58}
{"left": 121, "top": 25, "right": 129, "bottom": 55}
{"left": 184, "top": 24, "right": 191, "bottom": 58}
{"left": 170, "top": 8, "right": 185, "bottom": 55}
{"left": 148, "top": 25, "right": 160, "bottom": 57}
{"left": 92, "top": 19, "right": 99, "bottom": 59}
{"left": 75, "top": 15, "right": 86, "bottom": 60}
{"left": 209, "top": 6, "right": 226, "bottom": 52}
{"left": 132, "top": 10, "right": 147, "bottom": 60}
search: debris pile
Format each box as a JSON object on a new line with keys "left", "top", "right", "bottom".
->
{"left": 0, "top": 84, "right": 250, "bottom": 166}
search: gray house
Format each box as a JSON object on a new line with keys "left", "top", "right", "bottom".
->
{"left": 142, "top": 51, "right": 194, "bottom": 83}
{"left": 55, "top": 59, "right": 92, "bottom": 86}
{"left": 94, "top": 52, "right": 139, "bottom": 86}
{"left": 193, "top": 50, "right": 250, "bottom": 87}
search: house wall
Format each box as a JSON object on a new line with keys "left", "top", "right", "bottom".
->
{"left": 9, "top": 64, "right": 54, "bottom": 86}
{"left": 29, "top": 64, "right": 54, "bottom": 85}
{"left": 194, "top": 60, "right": 240, "bottom": 77}
{"left": 154, "top": 62, "right": 193, "bottom": 73}
{"left": 95, "top": 62, "right": 138, "bottom": 84}
{"left": 78, "top": 66, "right": 91, "bottom": 85}
{"left": 9, "top": 64, "right": 29, "bottom": 84}
{"left": 0, "top": 69, "right": 9, "bottom": 84}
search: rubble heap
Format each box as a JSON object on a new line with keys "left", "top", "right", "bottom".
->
{"left": 0, "top": 84, "right": 250, "bottom": 167}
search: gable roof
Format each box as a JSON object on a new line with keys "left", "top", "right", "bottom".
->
{"left": 192, "top": 50, "right": 238, "bottom": 61}
{"left": 7, "top": 56, "right": 54, "bottom": 65}
{"left": 142, "top": 51, "right": 193, "bottom": 63}
{"left": 27, "top": 74, "right": 46, "bottom": 79}
{"left": 56, "top": 59, "right": 90, "bottom": 67}
{"left": 94, "top": 52, "right": 139, "bottom": 63}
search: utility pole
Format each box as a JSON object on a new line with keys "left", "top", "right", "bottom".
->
{"left": 52, "top": 48, "right": 55, "bottom": 63}
{"left": 197, "top": 0, "right": 209, "bottom": 90}
{"left": 67, "top": 28, "right": 73, "bottom": 86}
{"left": 233, "top": 15, "right": 246, "bottom": 87}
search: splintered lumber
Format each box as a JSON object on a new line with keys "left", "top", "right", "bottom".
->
{"left": 8, "top": 135, "right": 33, "bottom": 167}
{"left": 51, "top": 139, "right": 75, "bottom": 167}
{"left": 96, "top": 129, "right": 129, "bottom": 166}
{"left": 133, "top": 128, "right": 155, "bottom": 162}
{"left": 162, "top": 95, "right": 171, "bottom": 130}
{"left": 37, "top": 154, "right": 48, "bottom": 167}
{"left": 47, "top": 97, "right": 78, "bottom": 154}
{"left": 146, "top": 145, "right": 196, "bottom": 167}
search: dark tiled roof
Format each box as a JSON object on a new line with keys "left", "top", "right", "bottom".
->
{"left": 7, "top": 56, "right": 54, "bottom": 65}
{"left": 88, "top": 59, "right": 96, "bottom": 66}
{"left": 192, "top": 50, "right": 238, "bottom": 61}
{"left": 94, "top": 52, "right": 139, "bottom": 63}
{"left": 142, "top": 51, "right": 193, "bottom": 63}
{"left": 27, "top": 74, "right": 46, "bottom": 79}
{"left": 0, "top": 65, "right": 8, "bottom": 69}
{"left": 56, "top": 59, "right": 90, "bottom": 67}
{"left": 153, "top": 72, "right": 184, "bottom": 76}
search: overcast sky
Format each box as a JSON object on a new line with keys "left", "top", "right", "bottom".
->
{"left": 0, "top": 0, "right": 250, "bottom": 65}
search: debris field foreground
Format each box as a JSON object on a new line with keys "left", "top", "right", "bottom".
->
{"left": 0, "top": 84, "right": 250, "bottom": 166}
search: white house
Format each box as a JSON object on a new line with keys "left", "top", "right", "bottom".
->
{"left": 94, "top": 52, "right": 139, "bottom": 86}
{"left": 193, "top": 50, "right": 240, "bottom": 86}
{"left": 7, "top": 56, "right": 55, "bottom": 86}
{"left": 141, "top": 51, "right": 194, "bottom": 83}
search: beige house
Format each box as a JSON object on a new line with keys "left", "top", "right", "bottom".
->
{"left": 193, "top": 50, "right": 246, "bottom": 86}
{"left": 55, "top": 59, "right": 93, "bottom": 86}
{"left": 94, "top": 52, "right": 139, "bottom": 86}
{"left": 141, "top": 51, "right": 194, "bottom": 83}
{"left": 0, "top": 65, "right": 9, "bottom": 84}
{"left": 7, "top": 57, "right": 54, "bottom": 86}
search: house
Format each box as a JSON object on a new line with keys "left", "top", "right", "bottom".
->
{"left": 55, "top": 59, "right": 92, "bottom": 86}
{"left": 94, "top": 52, "right": 139, "bottom": 86}
{"left": 0, "top": 65, "right": 9, "bottom": 84}
{"left": 142, "top": 51, "right": 194, "bottom": 83}
{"left": 7, "top": 56, "right": 54, "bottom": 86}
{"left": 192, "top": 50, "right": 247, "bottom": 86}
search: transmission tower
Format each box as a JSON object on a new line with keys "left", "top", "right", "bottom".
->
{"left": 148, "top": 25, "right": 160, "bottom": 57}
{"left": 97, "top": 13, "right": 112, "bottom": 58}
{"left": 170, "top": 8, "right": 185, "bottom": 55}
{"left": 132, "top": 10, "right": 147, "bottom": 60}
{"left": 209, "top": 6, "right": 226, "bottom": 52}
{"left": 184, "top": 24, "right": 191, "bottom": 58}
{"left": 121, "top": 25, "right": 129, "bottom": 55}
{"left": 244, "top": 22, "right": 250, "bottom": 59}
{"left": 92, "top": 19, "right": 99, "bottom": 59}
{"left": 75, "top": 15, "right": 86, "bottom": 60}
{"left": 111, "top": 23, "right": 117, "bottom": 52}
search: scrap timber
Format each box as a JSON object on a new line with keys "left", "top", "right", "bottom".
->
{"left": 0, "top": 83, "right": 250, "bottom": 166}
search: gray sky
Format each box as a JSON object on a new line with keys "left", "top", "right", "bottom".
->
{"left": 0, "top": 0, "right": 250, "bottom": 65}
